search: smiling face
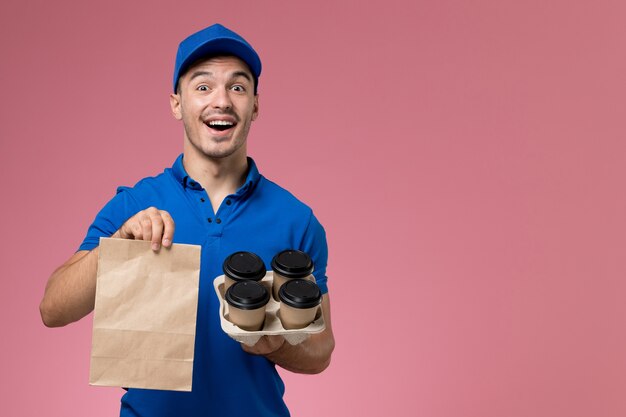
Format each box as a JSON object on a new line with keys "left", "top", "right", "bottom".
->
{"left": 170, "top": 55, "right": 259, "bottom": 161}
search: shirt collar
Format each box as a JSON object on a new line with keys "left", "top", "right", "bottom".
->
{"left": 171, "top": 154, "right": 261, "bottom": 195}
{"left": 237, "top": 157, "right": 261, "bottom": 197}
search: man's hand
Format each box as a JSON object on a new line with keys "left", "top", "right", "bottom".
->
{"left": 112, "top": 207, "right": 175, "bottom": 251}
{"left": 239, "top": 295, "right": 334, "bottom": 374}
{"left": 242, "top": 335, "right": 286, "bottom": 356}
{"left": 40, "top": 206, "right": 176, "bottom": 327}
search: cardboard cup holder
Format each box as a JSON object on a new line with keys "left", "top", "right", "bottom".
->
{"left": 213, "top": 272, "right": 325, "bottom": 346}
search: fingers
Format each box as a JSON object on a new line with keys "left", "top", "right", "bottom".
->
{"left": 141, "top": 213, "right": 154, "bottom": 244}
{"left": 115, "top": 207, "right": 175, "bottom": 251}
{"left": 161, "top": 210, "right": 175, "bottom": 248}
{"left": 241, "top": 335, "right": 286, "bottom": 356}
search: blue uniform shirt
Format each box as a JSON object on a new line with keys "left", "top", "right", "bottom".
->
{"left": 80, "top": 155, "right": 328, "bottom": 417}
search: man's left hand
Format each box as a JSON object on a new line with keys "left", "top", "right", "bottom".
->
{"left": 242, "top": 335, "right": 286, "bottom": 356}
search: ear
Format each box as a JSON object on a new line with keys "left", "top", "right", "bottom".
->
{"left": 251, "top": 94, "right": 259, "bottom": 121}
{"left": 170, "top": 93, "right": 182, "bottom": 120}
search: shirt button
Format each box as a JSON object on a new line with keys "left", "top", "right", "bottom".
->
{"left": 226, "top": 199, "right": 231, "bottom": 205}
{"left": 215, "top": 218, "right": 222, "bottom": 224}
{"left": 207, "top": 218, "right": 212, "bottom": 223}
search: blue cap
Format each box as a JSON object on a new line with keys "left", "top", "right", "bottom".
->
{"left": 173, "top": 23, "right": 262, "bottom": 93}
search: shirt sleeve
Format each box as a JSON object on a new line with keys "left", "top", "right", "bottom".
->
{"left": 300, "top": 211, "right": 329, "bottom": 294}
{"left": 78, "top": 186, "right": 142, "bottom": 251}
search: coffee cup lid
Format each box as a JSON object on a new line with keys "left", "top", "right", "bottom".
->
{"left": 278, "top": 279, "right": 322, "bottom": 309}
{"left": 223, "top": 251, "right": 266, "bottom": 282}
{"left": 271, "top": 249, "right": 313, "bottom": 278}
{"left": 225, "top": 281, "right": 270, "bottom": 310}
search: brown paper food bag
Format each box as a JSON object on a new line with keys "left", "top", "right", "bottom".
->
{"left": 89, "top": 237, "right": 200, "bottom": 391}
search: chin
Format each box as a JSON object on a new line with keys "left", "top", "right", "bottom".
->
{"left": 201, "top": 144, "right": 243, "bottom": 159}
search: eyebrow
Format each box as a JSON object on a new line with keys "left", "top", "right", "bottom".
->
{"left": 188, "top": 70, "right": 212, "bottom": 81}
{"left": 188, "top": 70, "right": 253, "bottom": 83}
{"left": 231, "top": 71, "right": 252, "bottom": 83}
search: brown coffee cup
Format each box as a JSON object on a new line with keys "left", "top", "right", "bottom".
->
{"left": 225, "top": 281, "right": 270, "bottom": 331}
{"left": 222, "top": 251, "right": 266, "bottom": 293}
{"left": 278, "top": 279, "right": 322, "bottom": 330}
{"left": 271, "top": 249, "right": 314, "bottom": 300}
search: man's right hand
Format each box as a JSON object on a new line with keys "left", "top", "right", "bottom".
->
{"left": 40, "top": 207, "right": 176, "bottom": 327}
{"left": 112, "top": 207, "right": 175, "bottom": 251}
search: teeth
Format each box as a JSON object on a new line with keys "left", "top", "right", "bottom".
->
{"left": 208, "top": 120, "right": 234, "bottom": 126}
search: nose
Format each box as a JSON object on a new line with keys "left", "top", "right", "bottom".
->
{"left": 211, "top": 87, "right": 233, "bottom": 110}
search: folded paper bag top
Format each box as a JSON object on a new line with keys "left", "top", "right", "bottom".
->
{"left": 89, "top": 238, "right": 201, "bottom": 392}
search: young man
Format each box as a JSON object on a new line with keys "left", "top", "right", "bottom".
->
{"left": 40, "top": 23, "right": 334, "bottom": 416}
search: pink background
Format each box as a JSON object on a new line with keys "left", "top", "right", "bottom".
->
{"left": 1, "top": 0, "right": 626, "bottom": 416}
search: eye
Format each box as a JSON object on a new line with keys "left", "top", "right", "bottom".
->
{"left": 197, "top": 85, "right": 210, "bottom": 92}
{"left": 231, "top": 85, "right": 245, "bottom": 93}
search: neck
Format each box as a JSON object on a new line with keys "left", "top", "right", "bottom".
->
{"left": 183, "top": 144, "right": 249, "bottom": 211}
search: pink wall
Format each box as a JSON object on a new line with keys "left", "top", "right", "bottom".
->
{"left": 2, "top": 0, "right": 626, "bottom": 415}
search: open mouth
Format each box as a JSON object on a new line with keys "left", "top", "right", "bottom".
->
{"left": 206, "top": 120, "right": 236, "bottom": 132}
